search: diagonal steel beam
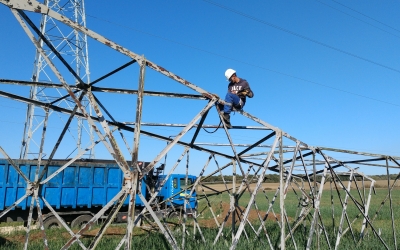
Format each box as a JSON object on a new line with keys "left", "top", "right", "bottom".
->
{"left": 138, "top": 193, "right": 179, "bottom": 249}
{"left": 88, "top": 192, "right": 129, "bottom": 250}
{"left": 1, "top": 0, "right": 218, "bottom": 100}
{"left": 50, "top": 60, "right": 137, "bottom": 105}
{"left": 38, "top": 92, "right": 86, "bottom": 181}
{"left": 305, "top": 162, "right": 329, "bottom": 250}
{"left": 39, "top": 140, "right": 99, "bottom": 184}
{"left": 0, "top": 192, "right": 31, "bottom": 220}
{"left": 231, "top": 135, "right": 280, "bottom": 250}
{"left": 319, "top": 151, "right": 389, "bottom": 249}
{"left": 90, "top": 60, "right": 136, "bottom": 86}
{"left": 91, "top": 92, "right": 133, "bottom": 155}
{"left": 238, "top": 131, "right": 276, "bottom": 156}
{"left": 10, "top": 8, "right": 131, "bottom": 175}
{"left": 141, "top": 99, "right": 217, "bottom": 175}
{"left": 16, "top": 9, "right": 86, "bottom": 88}
{"left": 41, "top": 197, "right": 87, "bottom": 249}
{"left": 0, "top": 146, "right": 30, "bottom": 183}
{"left": 61, "top": 188, "right": 127, "bottom": 249}
{"left": 335, "top": 170, "right": 355, "bottom": 248}
{"left": 190, "top": 106, "right": 210, "bottom": 146}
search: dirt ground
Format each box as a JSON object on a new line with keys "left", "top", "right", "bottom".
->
{"left": 197, "top": 201, "right": 280, "bottom": 228}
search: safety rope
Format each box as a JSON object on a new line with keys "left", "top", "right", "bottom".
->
{"left": 201, "top": 110, "right": 239, "bottom": 134}
{"left": 202, "top": 120, "right": 222, "bottom": 133}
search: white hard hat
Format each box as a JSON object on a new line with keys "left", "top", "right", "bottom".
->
{"left": 225, "top": 69, "right": 236, "bottom": 81}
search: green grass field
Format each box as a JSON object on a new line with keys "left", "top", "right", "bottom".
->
{"left": 0, "top": 188, "right": 398, "bottom": 249}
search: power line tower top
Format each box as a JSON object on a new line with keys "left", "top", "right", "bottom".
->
{"left": 20, "top": 0, "right": 94, "bottom": 159}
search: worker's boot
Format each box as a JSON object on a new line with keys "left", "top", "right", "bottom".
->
{"left": 218, "top": 103, "right": 224, "bottom": 112}
{"left": 221, "top": 112, "right": 232, "bottom": 129}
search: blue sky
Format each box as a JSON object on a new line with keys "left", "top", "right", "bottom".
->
{"left": 0, "top": 1, "right": 399, "bottom": 175}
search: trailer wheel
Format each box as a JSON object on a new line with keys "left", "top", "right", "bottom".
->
{"left": 71, "top": 215, "right": 93, "bottom": 229}
{"left": 168, "top": 210, "right": 181, "bottom": 220}
{"left": 43, "top": 216, "right": 63, "bottom": 229}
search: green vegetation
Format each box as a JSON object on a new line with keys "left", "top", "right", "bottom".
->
{"left": 202, "top": 174, "right": 399, "bottom": 184}
{"left": 203, "top": 174, "right": 282, "bottom": 183}
{"left": 0, "top": 189, "right": 399, "bottom": 249}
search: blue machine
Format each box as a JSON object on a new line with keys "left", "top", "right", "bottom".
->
{"left": 0, "top": 159, "right": 197, "bottom": 226}
{"left": 158, "top": 174, "right": 197, "bottom": 209}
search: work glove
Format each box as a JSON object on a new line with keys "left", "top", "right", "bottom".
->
{"left": 237, "top": 88, "right": 254, "bottom": 98}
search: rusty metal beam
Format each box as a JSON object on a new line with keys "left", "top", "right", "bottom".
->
{"left": 125, "top": 56, "right": 146, "bottom": 249}
{"left": 126, "top": 122, "right": 269, "bottom": 129}
{"left": 91, "top": 87, "right": 206, "bottom": 99}
{"left": 91, "top": 92, "right": 134, "bottom": 154}
{"left": 1, "top": 2, "right": 399, "bottom": 250}
{"left": 2, "top": 0, "right": 218, "bottom": 100}
{"left": 50, "top": 59, "right": 137, "bottom": 105}
{"left": 0, "top": 90, "right": 266, "bottom": 168}
{"left": 0, "top": 79, "right": 206, "bottom": 99}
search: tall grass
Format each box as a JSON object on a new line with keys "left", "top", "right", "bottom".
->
{"left": 0, "top": 188, "right": 398, "bottom": 249}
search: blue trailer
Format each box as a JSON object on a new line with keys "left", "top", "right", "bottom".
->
{"left": 0, "top": 159, "right": 197, "bottom": 228}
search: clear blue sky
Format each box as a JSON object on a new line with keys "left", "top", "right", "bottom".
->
{"left": 0, "top": 1, "right": 399, "bottom": 175}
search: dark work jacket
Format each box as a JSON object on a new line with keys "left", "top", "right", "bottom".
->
{"left": 227, "top": 78, "right": 253, "bottom": 104}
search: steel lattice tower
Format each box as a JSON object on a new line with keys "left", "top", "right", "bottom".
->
{"left": 20, "top": 0, "right": 94, "bottom": 159}
{"left": 1, "top": 1, "right": 400, "bottom": 248}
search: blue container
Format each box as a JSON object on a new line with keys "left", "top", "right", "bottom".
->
{"left": 0, "top": 159, "right": 147, "bottom": 210}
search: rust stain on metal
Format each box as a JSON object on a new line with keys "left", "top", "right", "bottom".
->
{"left": 202, "top": 93, "right": 214, "bottom": 100}
{"left": 146, "top": 61, "right": 153, "bottom": 67}
{"left": 2, "top": 3, "right": 397, "bottom": 249}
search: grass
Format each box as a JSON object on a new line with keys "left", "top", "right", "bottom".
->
{"left": 195, "top": 187, "right": 400, "bottom": 249}
{"left": 0, "top": 188, "right": 399, "bottom": 249}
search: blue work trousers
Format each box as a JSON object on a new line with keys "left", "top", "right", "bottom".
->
{"left": 224, "top": 92, "right": 244, "bottom": 114}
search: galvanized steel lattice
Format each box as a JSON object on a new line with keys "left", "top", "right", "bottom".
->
{"left": 0, "top": 1, "right": 399, "bottom": 249}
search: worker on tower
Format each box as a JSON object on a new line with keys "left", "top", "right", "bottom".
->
{"left": 220, "top": 69, "right": 254, "bottom": 128}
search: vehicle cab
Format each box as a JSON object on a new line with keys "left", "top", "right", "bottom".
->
{"left": 157, "top": 174, "right": 197, "bottom": 214}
